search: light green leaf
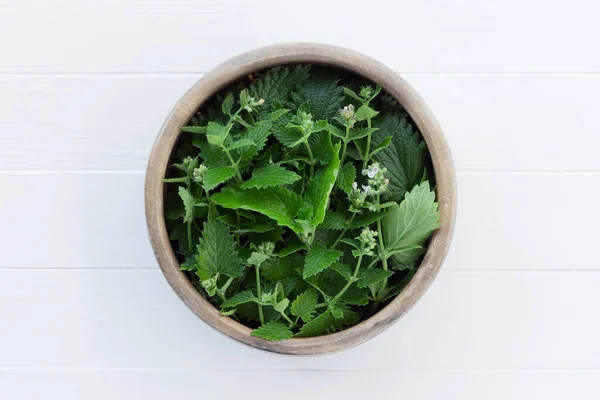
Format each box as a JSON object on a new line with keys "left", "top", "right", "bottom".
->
{"left": 305, "top": 142, "right": 341, "bottom": 226}
{"left": 212, "top": 187, "right": 304, "bottom": 233}
{"left": 163, "top": 177, "right": 188, "bottom": 184}
{"left": 227, "top": 139, "right": 256, "bottom": 151}
{"left": 277, "top": 244, "right": 306, "bottom": 257}
{"left": 308, "top": 130, "right": 334, "bottom": 165}
{"left": 178, "top": 186, "right": 195, "bottom": 223}
{"left": 221, "top": 290, "right": 256, "bottom": 308}
{"left": 355, "top": 105, "right": 379, "bottom": 121}
{"left": 241, "top": 164, "right": 301, "bottom": 189}
{"left": 336, "top": 162, "right": 356, "bottom": 195}
{"left": 180, "top": 126, "right": 207, "bottom": 134}
{"left": 329, "top": 304, "right": 344, "bottom": 319}
{"left": 290, "top": 288, "right": 319, "bottom": 323}
{"left": 321, "top": 212, "right": 347, "bottom": 230}
{"left": 252, "top": 322, "right": 293, "bottom": 341}
{"left": 343, "top": 87, "right": 362, "bottom": 102}
{"left": 203, "top": 166, "right": 237, "bottom": 191}
{"left": 272, "top": 125, "right": 304, "bottom": 148}
{"left": 348, "top": 127, "right": 378, "bottom": 141}
{"left": 247, "top": 252, "right": 270, "bottom": 267}
{"left": 382, "top": 182, "right": 442, "bottom": 268}
{"left": 273, "top": 298, "right": 290, "bottom": 313}
{"left": 327, "top": 124, "right": 345, "bottom": 139}
{"left": 222, "top": 93, "right": 234, "bottom": 115}
{"left": 206, "top": 121, "right": 230, "bottom": 147}
{"left": 303, "top": 244, "right": 342, "bottom": 278}
{"left": 356, "top": 269, "right": 394, "bottom": 288}
{"left": 196, "top": 211, "right": 243, "bottom": 280}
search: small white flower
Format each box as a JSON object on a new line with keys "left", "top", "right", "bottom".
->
{"left": 362, "top": 185, "right": 371, "bottom": 193}
{"left": 352, "top": 181, "right": 358, "bottom": 190}
{"left": 367, "top": 165, "right": 379, "bottom": 179}
{"left": 384, "top": 178, "right": 389, "bottom": 184}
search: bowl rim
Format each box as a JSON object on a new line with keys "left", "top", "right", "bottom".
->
{"left": 145, "top": 42, "right": 457, "bottom": 355}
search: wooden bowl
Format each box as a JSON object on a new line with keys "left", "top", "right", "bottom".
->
{"left": 145, "top": 43, "right": 457, "bottom": 355}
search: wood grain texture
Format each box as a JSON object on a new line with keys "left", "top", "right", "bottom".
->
{"left": 1, "top": 370, "right": 599, "bottom": 400}
{"left": 1, "top": 0, "right": 599, "bottom": 73}
{"left": 1, "top": 269, "right": 599, "bottom": 369}
{"left": 1, "top": 74, "right": 597, "bottom": 171}
{"left": 0, "top": 172, "right": 596, "bottom": 271}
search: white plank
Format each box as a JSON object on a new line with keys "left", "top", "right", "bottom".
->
{"left": 1, "top": 74, "right": 599, "bottom": 171}
{"left": 0, "top": 172, "right": 597, "bottom": 270}
{"left": 1, "top": 369, "right": 599, "bottom": 400}
{"left": 1, "top": 0, "right": 599, "bottom": 73}
{"left": 1, "top": 269, "right": 599, "bottom": 370}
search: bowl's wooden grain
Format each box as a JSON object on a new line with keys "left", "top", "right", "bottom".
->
{"left": 145, "top": 43, "right": 456, "bottom": 355}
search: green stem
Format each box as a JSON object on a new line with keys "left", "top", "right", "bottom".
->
{"left": 280, "top": 310, "right": 297, "bottom": 328}
{"left": 331, "top": 253, "right": 364, "bottom": 305}
{"left": 255, "top": 264, "right": 265, "bottom": 325}
{"left": 332, "top": 211, "right": 356, "bottom": 248}
{"left": 223, "top": 148, "right": 243, "bottom": 181}
{"left": 340, "top": 125, "right": 350, "bottom": 163}
{"left": 374, "top": 192, "right": 389, "bottom": 302}
{"left": 187, "top": 221, "right": 193, "bottom": 252}
{"left": 303, "top": 141, "right": 315, "bottom": 179}
{"left": 363, "top": 119, "right": 373, "bottom": 169}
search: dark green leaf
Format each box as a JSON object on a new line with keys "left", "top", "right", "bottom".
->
{"left": 336, "top": 162, "right": 356, "bottom": 195}
{"left": 356, "top": 269, "right": 394, "bottom": 288}
{"left": 196, "top": 211, "right": 244, "bottom": 280}
{"left": 290, "top": 288, "right": 319, "bottom": 323}
{"left": 303, "top": 244, "right": 342, "bottom": 278}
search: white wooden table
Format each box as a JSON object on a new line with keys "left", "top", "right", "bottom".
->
{"left": 1, "top": 1, "right": 599, "bottom": 398}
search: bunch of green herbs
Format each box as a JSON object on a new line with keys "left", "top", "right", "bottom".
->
{"left": 164, "top": 65, "right": 441, "bottom": 340}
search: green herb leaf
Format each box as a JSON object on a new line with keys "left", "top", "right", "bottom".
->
{"left": 331, "top": 263, "right": 352, "bottom": 280}
{"left": 303, "top": 244, "right": 342, "bottom": 278}
{"left": 290, "top": 288, "right": 319, "bottom": 323}
{"left": 369, "top": 136, "right": 392, "bottom": 158}
{"left": 251, "top": 321, "right": 294, "bottom": 341}
{"left": 196, "top": 211, "right": 244, "bottom": 280}
{"left": 305, "top": 142, "right": 341, "bottom": 226}
{"left": 203, "top": 166, "right": 237, "bottom": 191}
{"left": 382, "top": 182, "right": 442, "bottom": 268}
{"left": 178, "top": 186, "right": 195, "bottom": 223}
{"left": 212, "top": 187, "right": 304, "bottom": 233}
{"left": 180, "top": 126, "right": 207, "bottom": 134}
{"left": 241, "top": 164, "right": 301, "bottom": 189}
{"left": 227, "top": 139, "right": 256, "bottom": 151}
{"left": 321, "top": 212, "right": 347, "bottom": 230}
{"left": 350, "top": 211, "right": 385, "bottom": 229}
{"left": 248, "top": 65, "right": 310, "bottom": 105}
{"left": 355, "top": 105, "right": 379, "bottom": 121}
{"left": 222, "top": 93, "right": 234, "bottom": 116}
{"left": 291, "top": 72, "right": 344, "bottom": 120}
{"left": 373, "top": 115, "right": 427, "bottom": 202}
{"left": 206, "top": 122, "right": 230, "bottom": 147}
{"left": 221, "top": 290, "right": 256, "bottom": 308}
{"left": 356, "top": 269, "right": 394, "bottom": 288}
{"left": 336, "top": 162, "right": 356, "bottom": 195}
{"left": 348, "top": 127, "right": 378, "bottom": 141}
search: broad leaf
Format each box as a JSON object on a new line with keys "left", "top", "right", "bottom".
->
{"left": 212, "top": 187, "right": 304, "bottom": 233}
{"left": 348, "top": 127, "right": 378, "bottom": 141}
{"left": 206, "top": 121, "right": 229, "bottom": 147}
{"left": 241, "top": 164, "right": 301, "bottom": 189}
{"left": 196, "top": 211, "right": 244, "bottom": 280}
{"left": 382, "top": 182, "right": 442, "bottom": 268}
{"left": 303, "top": 244, "right": 342, "bottom": 278}
{"left": 290, "top": 288, "right": 319, "bottom": 323}
{"left": 291, "top": 72, "right": 344, "bottom": 120}
{"left": 248, "top": 65, "right": 310, "bottom": 105}
{"left": 373, "top": 115, "right": 428, "bottom": 202}
{"left": 321, "top": 212, "right": 347, "bottom": 230}
{"left": 222, "top": 93, "right": 234, "bottom": 115}
{"left": 203, "top": 166, "right": 237, "bottom": 191}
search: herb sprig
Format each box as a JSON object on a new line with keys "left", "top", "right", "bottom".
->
{"left": 164, "top": 65, "right": 441, "bottom": 340}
